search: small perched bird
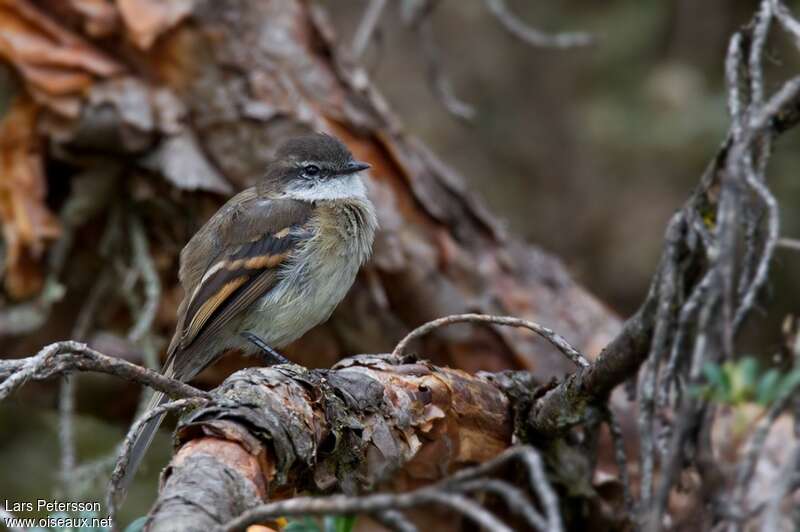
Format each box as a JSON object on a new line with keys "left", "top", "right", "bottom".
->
{"left": 120, "top": 133, "right": 377, "bottom": 495}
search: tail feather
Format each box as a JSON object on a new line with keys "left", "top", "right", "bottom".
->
{"left": 115, "top": 347, "right": 204, "bottom": 507}
{"left": 117, "top": 390, "right": 168, "bottom": 501}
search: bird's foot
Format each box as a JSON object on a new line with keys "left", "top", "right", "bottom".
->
{"left": 240, "top": 332, "right": 291, "bottom": 365}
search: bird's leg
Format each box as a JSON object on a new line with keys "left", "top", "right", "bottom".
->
{"left": 240, "top": 332, "right": 291, "bottom": 365}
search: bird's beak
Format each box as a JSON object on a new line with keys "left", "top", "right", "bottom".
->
{"left": 340, "top": 161, "right": 371, "bottom": 175}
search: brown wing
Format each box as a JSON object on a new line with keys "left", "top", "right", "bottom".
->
{"left": 168, "top": 194, "right": 314, "bottom": 356}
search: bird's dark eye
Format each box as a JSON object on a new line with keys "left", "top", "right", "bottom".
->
{"left": 303, "top": 164, "right": 321, "bottom": 178}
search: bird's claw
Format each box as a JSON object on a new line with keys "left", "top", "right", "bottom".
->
{"left": 240, "top": 332, "right": 291, "bottom": 365}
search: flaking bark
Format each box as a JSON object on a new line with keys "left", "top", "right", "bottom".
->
{"left": 146, "top": 355, "right": 524, "bottom": 531}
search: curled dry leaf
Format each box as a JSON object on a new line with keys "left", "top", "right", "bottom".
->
{"left": 66, "top": 0, "right": 120, "bottom": 38}
{"left": 0, "top": 0, "right": 122, "bottom": 116}
{"left": 143, "top": 131, "right": 233, "bottom": 194}
{"left": 0, "top": 96, "right": 60, "bottom": 299}
{"left": 116, "top": 0, "right": 194, "bottom": 50}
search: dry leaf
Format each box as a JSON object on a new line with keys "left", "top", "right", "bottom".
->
{"left": 0, "top": 0, "right": 122, "bottom": 116}
{"left": 143, "top": 131, "right": 233, "bottom": 194}
{"left": 116, "top": 0, "right": 193, "bottom": 50}
{"left": 0, "top": 96, "right": 60, "bottom": 298}
{"left": 67, "top": 0, "right": 120, "bottom": 38}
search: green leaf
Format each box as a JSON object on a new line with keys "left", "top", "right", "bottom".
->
{"left": 776, "top": 369, "right": 800, "bottom": 401}
{"left": 335, "top": 515, "right": 356, "bottom": 532}
{"left": 688, "top": 383, "right": 709, "bottom": 399}
{"left": 285, "top": 517, "right": 322, "bottom": 532}
{"left": 703, "top": 362, "right": 726, "bottom": 389}
{"left": 756, "top": 369, "right": 781, "bottom": 405}
{"left": 123, "top": 517, "right": 148, "bottom": 532}
{"left": 737, "top": 357, "right": 759, "bottom": 394}
{"left": 322, "top": 515, "right": 357, "bottom": 532}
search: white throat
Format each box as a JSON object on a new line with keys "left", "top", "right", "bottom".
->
{"left": 282, "top": 174, "right": 368, "bottom": 203}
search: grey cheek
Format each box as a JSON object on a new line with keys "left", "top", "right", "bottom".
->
{"left": 288, "top": 180, "right": 312, "bottom": 192}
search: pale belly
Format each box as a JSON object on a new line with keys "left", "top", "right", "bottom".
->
{"left": 236, "top": 198, "right": 376, "bottom": 352}
{"left": 239, "top": 254, "right": 361, "bottom": 348}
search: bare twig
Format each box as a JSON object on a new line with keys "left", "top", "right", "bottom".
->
{"left": 0, "top": 341, "right": 207, "bottom": 401}
{"left": 483, "top": 0, "right": 594, "bottom": 49}
{"left": 441, "top": 446, "right": 562, "bottom": 531}
{"left": 771, "top": 0, "right": 800, "bottom": 50}
{"left": 734, "top": 160, "right": 779, "bottom": 329}
{"left": 58, "top": 266, "right": 114, "bottom": 495}
{"left": 658, "top": 270, "right": 713, "bottom": 412}
{"left": 729, "top": 343, "right": 800, "bottom": 529}
{"left": 605, "top": 406, "right": 633, "bottom": 514}
{"left": 351, "top": 0, "right": 388, "bottom": 59}
{"left": 453, "top": 479, "right": 548, "bottom": 531}
{"left": 760, "top": 442, "right": 800, "bottom": 532}
{"left": 398, "top": 0, "right": 590, "bottom": 120}
{"left": 127, "top": 216, "right": 161, "bottom": 344}
{"left": 373, "top": 510, "right": 418, "bottom": 532}
{"left": 777, "top": 237, "right": 800, "bottom": 250}
{"left": 749, "top": 1, "right": 772, "bottom": 108}
{"left": 392, "top": 313, "right": 589, "bottom": 368}
{"left": 630, "top": 2, "right": 800, "bottom": 527}
{"left": 220, "top": 445, "right": 559, "bottom": 532}
{"left": 414, "top": 9, "right": 476, "bottom": 121}
{"left": 58, "top": 377, "right": 77, "bottom": 489}
{"left": 638, "top": 214, "right": 683, "bottom": 512}
{"left": 222, "top": 491, "right": 513, "bottom": 532}
{"left": 0, "top": 509, "right": 24, "bottom": 532}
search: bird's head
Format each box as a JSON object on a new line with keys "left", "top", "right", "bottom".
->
{"left": 260, "top": 133, "right": 371, "bottom": 201}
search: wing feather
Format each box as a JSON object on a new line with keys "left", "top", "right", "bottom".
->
{"left": 171, "top": 195, "right": 314, "bottom": 354}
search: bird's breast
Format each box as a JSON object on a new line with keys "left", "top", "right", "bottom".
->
{"left": 241, "top": 197, "right": 377, "bottom": 348}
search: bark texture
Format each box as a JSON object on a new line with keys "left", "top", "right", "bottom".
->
{"left": 147, "top": 356, "right": 520, "bottom": 531}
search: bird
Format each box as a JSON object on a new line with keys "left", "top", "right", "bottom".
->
{"left": 119, "top": 133, "right": 378, "bottom": 496}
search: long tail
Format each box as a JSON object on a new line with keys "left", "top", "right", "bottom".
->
{"left": 117, "top": 355, "right": 180, "bottom": 503}
{"left": 117, "top": 389, "right": 169, "bottom": 499}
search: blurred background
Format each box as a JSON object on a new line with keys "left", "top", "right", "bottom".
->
{"left": 330, "top": 0, "right": 800, "bottom": 341}
{"left": 2, "top": 0, "right": 799, "bottom": 527}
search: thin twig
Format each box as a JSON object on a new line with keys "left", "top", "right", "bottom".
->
{"left": 219, "top": 445, "right": 559, "bottom": 532}
{"left": 729, "top": 345, "right": 800, "bottom": 526}
{"left": 453, "top": 479, "right": 548, "bottom": 532}
{"left": 128, "top": 216, "right": 161, "bottom": 344}
{"left": 415, "top": 11, "right": 476, "bottom": 121}
{"left": 605, "top": 406, "right": 633, "bottom": 514}
{"left": 749, "top": 1, "right": 772, "bottom": 108}
{"left": 442, "top": 446, "right": 563, "bottom": 531}
{"left": 58, "top": 266, "right": 114, "bottom": 496}
{"left": 220, "top": 491, "right": 513, "bottom": 532}
{"left": 771, "top": 0, "right": 800, "bottom": 50}
{"left": 351, "top": 0, "right": 388, "bottom": 59}
{"left": 58, "top": 377, "right": 76, "bottom": 490}
{"left": 637, "top": 214, "right": 684, "bottom": 520}
{"left": 484, "top": 0, "right": 594, "bottom": 49}
{"left": 0, "top": 341, "right": 207, "bottom": 401}
{"left": 760, "top": 442, "right": 800, "bottom": 532}
{"left": 214, "top": 447, "right": 563, "bottom": 532}
{"left": 0, "top": 509, "right": 24, "bottom": 532}
{"left": 734, "top": 159, "right": 779, "bottom": 329}
{"left": 777, "top": 237, "right": 800, "bottom": 251}
{"left": 373, "top": 510, "right": 418, "bottom": 532}
{"left": 392, "top": 313, "right": 589, "bottom": 368}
